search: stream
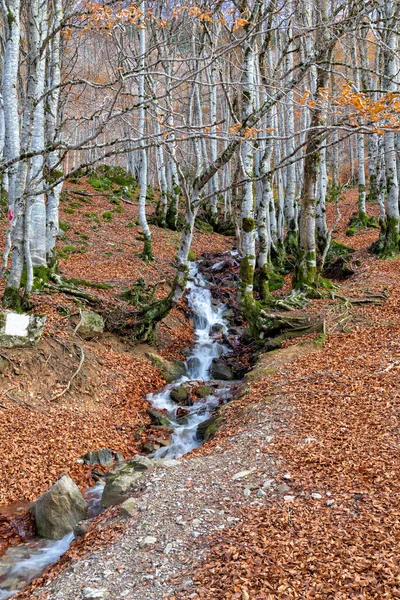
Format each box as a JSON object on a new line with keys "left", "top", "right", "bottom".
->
{"left": 0, "top": 259, "right": 238, "bottom": 598}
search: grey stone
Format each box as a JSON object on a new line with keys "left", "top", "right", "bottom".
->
{"left": 256, "top": 489, "right": 266, "bottom": 498}
{"left": 232, "top": 469, "right": 255, "bottom": 481}
{"left": 0, "top": 311, "right": 46, "bottom": 348}
{"left": 326, "top": 499, "right": 335, "bottom": 507}
{"left": 81, "top": 448, "right": 113, "bottom": 466}
{"left": 82, "top": 587, "right": 109, "bottom": 599}
{"left": 101, "top": 463, "right": 145, "bottom": 508}
{"left": 120, "top": 498, "right": 138, "bottom": 517}
{"left": 277, "top": 483, "right": 291, "bottom": 494}
{"left": 196, "top": 416, "right": 219, "bottom": 442}
{"left": 311, "top": 492, "right": 322, "bottom": 500}
{"left": 170, "top": 385, "right": 189, "bottom": 403}
{"left": 76, "top": 311, "right": 104, "bottom": 340}
{"left": 140, "top": 536, "right": 157, "bottom": 547}
{"left": 146, "top": 352, "right": 186, "bottom": 382}
{"left": 73, "top": 521, "right": 90, "bottom": 538}
{"left": 283, "top": 495, "right": 295, "bottom": 502}
{"left": 146, "top": 408, "right": 171, "bottom": 427}
{"left": 30, "top": 474, "right": 88, "bottom": 540}
{"left": 243, "top": 488, "right": 251, "bottom": 498}
{"left": 210, "top": 358, "right": 234, "bottom": 381}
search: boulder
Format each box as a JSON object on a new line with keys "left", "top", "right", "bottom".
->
{"left": 101, "top": 461, "right": 148, "bottom": 507}
{"left": 146, "top": 352, "right": 186, "bottom": 382}
{"left": 81, "top": 448, "right": 113, "bottom": 466}
{"left": 146, "top": 408, "right": 171, "bottom": 427}
{"left": 30, "top": 474, "right": 88, "bottom": 540}
{"left": 196, "top": 416, "right": 220, "bottom": 442}
{"left": 170, "top": 385, "right": 189, "bottom": 403}
{"left": 0, "top": 311, "right": 46, "bottom": 348}
{"left": 76, "top": 310, "right": 104, "bottom": 340}
{"left": 195, "top": 385, "right": 212, "bottom": 399}
{"left": 210, "top": 358, "right": 234, "bottom": 381}
{"left": 81, "top": 448, "right": 124, "bottom": 466}
{"left": 120, "top": 498, "right": 139, "bottom": 517}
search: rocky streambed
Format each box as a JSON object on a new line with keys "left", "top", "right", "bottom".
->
{"left": 0, "top": 253, "right": 248, "bottom": 599}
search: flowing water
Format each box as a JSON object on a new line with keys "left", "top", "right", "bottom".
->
{"left": 147, "top": 262, "right": 236, "bottom": 459}
{"left": 0, "top": 260, "right": 237, "bottom": 598}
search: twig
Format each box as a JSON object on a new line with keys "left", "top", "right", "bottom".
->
{"left": 50, "top": 343, "right": 85, "bottom": 401}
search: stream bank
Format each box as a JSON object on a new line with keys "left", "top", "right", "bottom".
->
{"left": 0, "top": 252, "right": 250, "bottom": 599}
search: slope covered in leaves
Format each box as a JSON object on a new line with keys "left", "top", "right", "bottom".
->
{"left": 0, "top": 176, "right": 232, "bottom": 510}
{"left": 194, "top": 194, "right": 400, "bottom": 599}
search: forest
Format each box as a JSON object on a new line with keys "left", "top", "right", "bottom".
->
{"left": 0, "top": 0, "right": 399, "bottom": 599}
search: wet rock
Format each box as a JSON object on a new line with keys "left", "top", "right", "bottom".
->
{"left": 31, "top": 474, "right": 88, "bottom": 539}
{"left": 146, "top": 352, "right": 186, "bottom": 382}
{"left": 146, "top": 408, "right": 171, "bottom": 427}
{"left": 211, "top": 358, "right": 234, "bottom": 381}
{"left": 128, "top": 456, "right": 154, "bottom": 471}
{"left": 211, "top": 323, "right": 224, "bottom": 334}
{"left": 196, "top": 416, "right": 221, "bottom": 442}
{"left": 76, "top": 310, "right": 104, "bottom": 340}
{"left": 101, "top": 463, "right": 145, "bottom": 508}
{"left": 0, "top": 311, "right": 46, "bottom": 348}
{"left": 170, "top": 385, "right": 189, "bottom": 403}
{"left": 195, "top": 385, "right": 213, "bottom": 398}
{"left": 81, "top": 448, "right": 113, "bottom": 466}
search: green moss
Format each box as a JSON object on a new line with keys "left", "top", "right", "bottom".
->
{"left": 195, "top": 218, "right": 214, "bottom": 234}
{"left": 102, "top": 211, "right": 113, "bottom": 222}
{"left": 2, "top": 287, "right": 22, "bottom": 311}
{"left": 188, "top": 250, "right": 196, "bottom": 261}
{"left": 62, "top": 245, "right": 78, "bottom": 254}
{"left": 59, "top": 221, "right": 70, "bottom": 233}
{"left": 69, "top": 201, "right": 82, "bottom": 209}
{"left": 64, "top": 208, "right": 75, "bottom": 215}
{"left": 242, "top": 217, "right": 256, "bottom": 233}
{"left": 64, "top": 278, "right": 111, "bottom": 290}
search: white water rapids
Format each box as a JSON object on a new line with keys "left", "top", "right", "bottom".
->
{"left": 0, "top": 260, "right": 236, "bottom": 598}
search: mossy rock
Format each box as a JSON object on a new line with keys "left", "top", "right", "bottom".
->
{"left": 76, "top": 310, "right": 104, "bottom": 339}
{"left": 196, "top": 416, "right": 222, "bottom": 442}
{"left": 146, "top": 408, "right": 171, "bottom": 427}
{"left": 170, "top": 385, "right": 189, "bottom": 403}
{"left": 195, "top": 385, "right": 213, "bottom": 398}
{"left": 146, "top": 351, "right": 187, "bottom": 382}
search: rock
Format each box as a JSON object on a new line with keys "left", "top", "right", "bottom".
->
{"left": 146, "top": 408, "right": 171, "bottom": 427}
{"left": 82, "top": 587, "right": 109, "bottom": 599}
{"left": 81, "top": 448, "right": 113, "bottom": 466}
{"left": 30, "top": 474, "right": 88, "bottom": 540}
{"left": 211, "top": 323, "right": 224, "bottom": 334}
{"left": 232, "top": 469, "right": 255, "bottom": 481}
{"left": 101, "top": 463, "right": 146, "bottom": 507}
{"left": 146, "top": 352, "right": 186, "bottom": 382}
{"left": 283, "top": 495, "right": 295, "bottom": 502}
{"left": 311, "top": 492, "right": 322, "bottom": 500}
{"left": 256, "top": 489, "right": 266, "bottom": 498}
{"left": 0, "top": 357, "right": 8, "bottom": 374}
{"left": 120, "top": 498, "right": 138, "bottom": 517}
{"left": 283, "top": 473, "right": 291, "bottom": 480}
{"left": 170, "top": 385, "right": 189, "bottom": 403}
{"left": 277, "top": 483, "right": 291, "bottom": 494}
{"left": 195, "top": 385, "right": 213, "bottom": 398}
{"left": 243, "top": 488, "right": 251, "bottom": 498}
{"left": 326, "top": 499, "right": 335, "bottom": 507}
{"left": 76, "top": 311, "right": 104, "bottom": 340}
{"left": 0, "top": 311, "right": 46, "bottom": 348}
{"left": 73, "top": 521, "right": 89, "bottom": 538}
{"left": 196, "top": 416, "right": 220, "bottom": 442}
{"left": 140, "top": 536, "right": 157, "bottom": 547}
{"left": 210, "top": 358, "right": 234, "bottom": 381}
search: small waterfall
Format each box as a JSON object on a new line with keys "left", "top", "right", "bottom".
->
{"left": 146, "top": 263, "right": 235, "bottom": 459}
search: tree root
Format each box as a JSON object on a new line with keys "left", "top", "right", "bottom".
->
{"left": 50, "top": 342, "right": 85, "bottom": 402}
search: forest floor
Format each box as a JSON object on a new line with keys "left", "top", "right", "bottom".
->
{"left": 3, "top": 186, "right": 400, "bottom": 599}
